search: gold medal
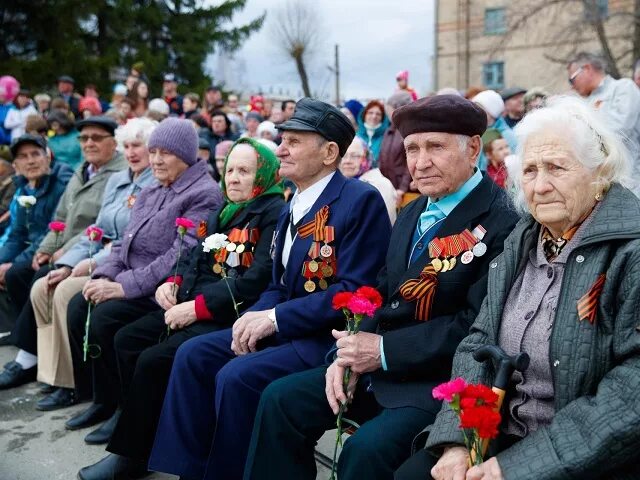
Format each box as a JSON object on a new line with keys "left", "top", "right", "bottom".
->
{"left": 226, "top": 242, "right": 236, "bottom": 252}
{"left": 304, "top": 280, "right": 316, "bottom": 292}
{"left": 308, "top": 260, "right": 319, "bottom": 273}
{"left": 213, "top": 264, "right": 222, "bottom": 274}
{"left": 235, "top": 243, "right": 246, "bottom": 254}
{"left": 321, "top": 264, "right": 334, "bottom": 277}
{"left": 441, "top": 258, "right": 450, "bottom": 273}
{"left": 318, "top": 278, "right": 328, "bottom": 290}
{"left": 448, "top": 257, "right": 457, "bottom": 271}
{"left": 431, "top": 258, "right": 443, "bottom": 272}
{"left": 320, "top": 244, "right": 333, "bottom": 258}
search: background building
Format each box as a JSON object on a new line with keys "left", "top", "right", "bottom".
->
{"left": 435, "top": 0, "right": 637, "bottom": 92}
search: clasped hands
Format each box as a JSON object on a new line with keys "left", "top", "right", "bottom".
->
{"left": 230, "top": 310, "right": 276, "bottom": 355}
{"left": 431, "top": 447, "right": 503, "bottom": 480}
{"left": 82, "top": 278, "right": 125, "bottom": 304}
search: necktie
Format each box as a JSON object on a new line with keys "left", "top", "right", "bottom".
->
{"left": 417, "top": 203, "right": 445, "bottom": 236}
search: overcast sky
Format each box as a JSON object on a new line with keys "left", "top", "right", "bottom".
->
{"left": 206, "top": 0, "right": 435, "bottom": 102}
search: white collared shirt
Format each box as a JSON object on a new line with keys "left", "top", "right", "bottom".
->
{"left": 281, "top": 171, "right": 336, "bottom": 269}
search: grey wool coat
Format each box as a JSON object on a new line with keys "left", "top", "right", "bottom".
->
{"left": 426, "top": 183, "right": 640, "bottom": 479}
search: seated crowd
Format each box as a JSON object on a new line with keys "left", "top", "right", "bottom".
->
{"left": 0, "top": 80, "right": 639, "bottom": 480}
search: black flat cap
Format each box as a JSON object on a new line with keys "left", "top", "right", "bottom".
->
{"left": 277, "top": 98, "right": 355, "bottom": 156}
{"left": 10, "top": 134, "right": 48, "bottom": 158}
{"left": 76, "top": 116, "right": 118, "bottom": 136}
{"left": 57, "top": 75, "right": 75, "bottom": 84}
{"left": 392, "top": 94, "right": 487, "bottom": 138}
{"left": 198, "top": 137, "right": 211, "bottom": 150}
{"left": 501, "top": 87, "right": 527, "bottom": 101}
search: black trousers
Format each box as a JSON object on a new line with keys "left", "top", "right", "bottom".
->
{"left": 107, "top": 310, "right": 227, "bottom": 462}
{"left": 7, "top": 262, "right": 51, "bottom": 354}
{"left": 67, "top": 293, "right": 156, "bottom": 408}
{"left": 244, "top": 366, "right": 435, "bottom": 480}
{"left": 394, "top": 449, "right": 438, "bottom": 480}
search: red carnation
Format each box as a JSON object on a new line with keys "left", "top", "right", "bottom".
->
{"left": 354, "top": 286, "right": 383, "bottom": 309}
{"left": 49, "top": 221, "right": 66, "bottom": 233}
{"left": 85, "top": 226, "right": 104, "bottom": 242}
{"left": 459, "top": 405, "right": 501, "bottom": 439}
{"left": 175, "top": 217, "right": 195, "bottom": 229}
{"left": 460, "top": 384, "right": 499, "bottom": 408}
{"left": 332, "top": 291, "right": 354, "bottom": 310}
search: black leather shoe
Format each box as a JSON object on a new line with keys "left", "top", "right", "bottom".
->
{"left": 77, "top": 453, "right": 149, "bottom": 480}
{"left": 38, "top": 382, "right": 55, "bottom": 394}
{"left": 84, "top": 410, "right": 121, "bottom": 445}
{"left": 65, "top": 403, "right": 115, "bottom": 431}
{"left": 0, "top": 361, "right": 36, "bottom": 390}
{"left": 36, "top": 387, "right": 78, "bottom": 411}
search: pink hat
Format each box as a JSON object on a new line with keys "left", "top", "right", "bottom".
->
{"left": 0, "top": 76, "right": 20, "bottom": 102}
{"left": 396, "top": 70, "right": 409, "bottom": 81}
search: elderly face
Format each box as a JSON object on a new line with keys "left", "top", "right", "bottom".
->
{"left": 404, "top": 132, "right": 478, "bottom": 198}
{"left": 149, "top": 148, "right": 189, "bottom": 186}
{"left": 123, "top": 140, "right": 150, "bottom": 176}
{"left": 276, "top": 131, "right": 336, "bottom": 190}
{"left": 224, "top": 144, "right": 258, "bottom": 203}
{"left": 521, "top": 132, "right": 598, "bottom": 236}
{"left": 568, "top": 63, "right": 595, "bottom": 97}
{"left": 505, "top": 93, "right": 525, "bottom": 118}
{"left": 13, "top": 144, "right": 51, "bottom": 183}
{"left": 340, "top": 139, "right": 365, "bottom": 178}
{"left": 79, "top": 126, "right": 117, "bottom": 166}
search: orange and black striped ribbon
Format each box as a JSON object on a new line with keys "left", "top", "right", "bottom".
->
{"left": 197, "top": 220, "right": 208, "bottom": 238}
{"left": 577, "top": 274, "right": 606, "bottom": 324}
{"left": 399, "top": 264, "right": 439, "bottom": 321}
{"left": 298, "top": 206, "right": 330, "bottom": 241}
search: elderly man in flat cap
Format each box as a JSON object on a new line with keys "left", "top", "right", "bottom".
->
{"left": 147, "top": 98, "right": 392, "bottom": 480}
{"left": 244, "top": 95, "right": 520, "bottom": 480}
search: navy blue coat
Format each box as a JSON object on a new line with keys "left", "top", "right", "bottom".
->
{"left": 249, "top": 171, "right": 392, "bottom": 367}
{"left": 0, "top": 162, "right": 73, "bottom": 264}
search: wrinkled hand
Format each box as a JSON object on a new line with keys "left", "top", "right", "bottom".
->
{"left": 465, "top": 457, "right": 503, "bottom": 480}
{"left": 165, "top": 301, "right": 197, "bottom": 330}
{"left": 431, "top": 446, "right": 469, "bottom": 480}
{"left": 325, "top": 360, "right": 359, "bottom": 415}
{"left": 82, "top": 279, "right": 125, "bottom": 304}
{"left": 47, "top": 267, "right": 71, "bottom": 288}
{"left": 32, "top": 252, "right": 50, "bottom": 271}
{"left": 155, "top": 282, "right": 178, "bottom": 311}
{"left": 51, "top": 248, "right": 65, "bottom": 263}
{"left": 71, "top": 258, "right": 94, "bottom": 277}
{"left": 231, "top": 310, "right": 275, "bottom": 355}
{"left": 333, "top": 329, "right": 382, "bottom": 374}
{"left": 0, "top": 262, "right": 12, "bottom": 286}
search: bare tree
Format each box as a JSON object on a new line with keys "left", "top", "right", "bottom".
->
{"left": 489, "top": 0, "right": 640, "bottom": 78}
{"left": 271, "top": 0, "right": 323, "bottom": 97}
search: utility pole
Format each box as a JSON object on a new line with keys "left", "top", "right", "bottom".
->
{"left": 334, "top": 44, "right": 340, "bottom": 106}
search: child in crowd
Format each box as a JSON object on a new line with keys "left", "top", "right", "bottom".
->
{"left": 482, "top": 128, "right": 511, "bottom": 188}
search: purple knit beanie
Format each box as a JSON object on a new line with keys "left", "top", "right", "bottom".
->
{"left": 147, "top": 117, "right": 198, "bottom": 166}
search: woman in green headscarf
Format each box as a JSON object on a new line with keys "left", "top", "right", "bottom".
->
{"left": 76, "top": 138, "right": 286, "bottom": 479}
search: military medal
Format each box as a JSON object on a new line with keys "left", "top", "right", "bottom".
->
{"left": 471, "top": 225, "right": 487, "bottom": 257}
{"left": 461, "top": 250, "right": 474, "bottom": 264}
{"left": 308, "top": 260, "right": 319, "bottom": 273}
{"left": 431, "top": 258, "right": 443, "bottom": 272}
{"left": 441, "top": 258, "right": 450, "bottom": 273}
{"left": 320, "top": 245, "right": 333, "bottom": 258}
{"left": 235, "top": 243, "right": 246, "bottom": 254}
{"left": 213, "top": 264, "right": 222, "bottom": 274}
{"left": 126, "top": 194, "right": 136, "bottom": 208}
{"left": 226, "top": 242, "right": 236, "bottom": 252}
{"left": 448, "top": 257, "right": 457, "bottom": 270}
{"left": 318, "top": 278, "right": 328, "bottom": 290}
{"left": 321, "top": 264, "right": 334, "bottom": 277}
{"left": 226, "top": 252, "right": 240, "bottom": 268}
{"left": 304, "top": 280, "right": 316, "bottom": 292}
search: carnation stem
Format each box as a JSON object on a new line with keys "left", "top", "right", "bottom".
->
{"left": 220, "top": 265, "right": 240, "bottom": 319}
{"left": 168, "top": 233, "right": 184, "bottom": 337}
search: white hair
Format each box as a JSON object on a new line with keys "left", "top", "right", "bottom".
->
{"left": 506, "top": 95, "right": 632, "bottom": 214}
{"left": 115, "top": 117, "right": 158, "bottom": 149}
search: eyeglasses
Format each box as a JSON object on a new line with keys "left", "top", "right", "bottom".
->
{"left": 78, "top": 134, "right": 113, "bottom": 143}
{"left": 568, "top": 67, "right": 583, "bottom": 85}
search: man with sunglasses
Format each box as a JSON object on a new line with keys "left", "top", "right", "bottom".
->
{"left": 0, "top": 116, "right": 126, "bottom": 389}
{"left": 568, "top": 52, "right": 640, "bottom": 194}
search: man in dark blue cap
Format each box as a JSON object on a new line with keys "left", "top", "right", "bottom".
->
{"left": 146, "top": 98, "right": 392, "bottom": 480}
{"left": 244, "top": 95, "right": 520, "bottom": 480}
{"left": 57, "top": 75, "right": 81, "bottom": 118}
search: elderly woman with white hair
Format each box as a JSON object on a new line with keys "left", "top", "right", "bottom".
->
{"left": 396, "top": 95, "right": 640, "bottom": 480}
{"left": 30, "top": 117, "right": 158, "bottom": 411}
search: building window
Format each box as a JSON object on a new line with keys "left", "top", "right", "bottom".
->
{"left": 485, "top": 8, "right": 506, "bottom": 35}
{"left": 584, "top": 0, "right": 608, "bottom": 21}
{"left": 483, "top": 62, "right": 505, "bottom": 89}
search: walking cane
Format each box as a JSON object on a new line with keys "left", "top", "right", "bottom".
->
{"left": 470, "top": 345, "right": 530, "bottom": 464}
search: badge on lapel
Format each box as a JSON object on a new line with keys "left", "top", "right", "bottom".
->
{"left": 297, "top": 205, "right": 337, "bottom": 292}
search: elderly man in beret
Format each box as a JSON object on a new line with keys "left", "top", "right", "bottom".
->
{"left": 244, "top": 95, "right": 520, "bottom": 480}
{"left": 147, "top": 98, "right": 392, "bottom": 480}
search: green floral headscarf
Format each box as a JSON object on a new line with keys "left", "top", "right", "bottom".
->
{"left": 218, "top": 137, "right": 284, "bottom": 228}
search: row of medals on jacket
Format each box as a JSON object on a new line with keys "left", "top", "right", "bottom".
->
{"left": 213, "top": 240, "right": 251, "bottom": 274}
{"left": 429, "top": 225, "right": 487, "bottom": 273}
{"left": 304, "top": 242, "right": 334, "bottom": 292}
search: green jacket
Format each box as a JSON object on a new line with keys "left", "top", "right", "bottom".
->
{"left": 37, "top": 152, "right": 126, "bottom": 255}
{"left": 426, "top": 183, "right": 640, "bottom": 479}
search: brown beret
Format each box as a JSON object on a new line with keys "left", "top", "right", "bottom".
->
{"left": 392, "top": 94, "right": 487, "bottom": 138}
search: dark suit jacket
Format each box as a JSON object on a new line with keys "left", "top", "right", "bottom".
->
{"left": 378, "top": 125, "right": 413, "bottom": 192}
{"left": 175, "top": 194, "right": 285, "bottom": 323}
{"left": 250, "top": 171, "right": 392, "bottom": 368}
{"left": 363, "top": 174, "right": 519, "bottom": 412}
